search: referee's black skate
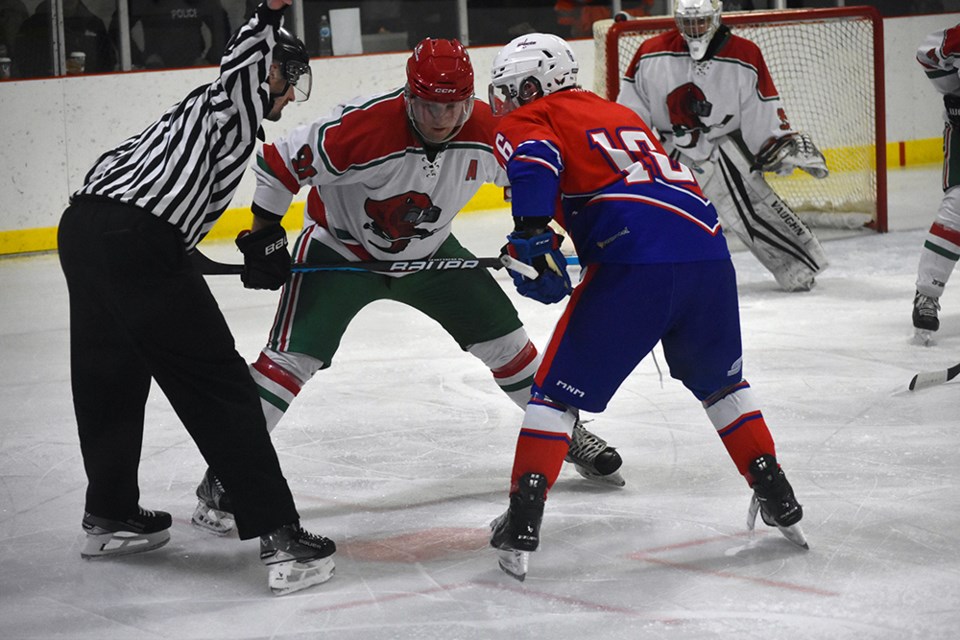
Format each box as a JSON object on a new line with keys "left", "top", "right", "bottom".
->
{"left": 565, "top": 421, "right": 625, "bottom": 487}
{"left": 747, "top": 454, "right": 808, "bottom": 549}
{"left": 191, "top": 468, "right": 235, "bottom": 535}
{"left": 490, "top": 472, "right": 547, "bottom": 581}
{"left": 81, "top": 507, "right": 172, "bottom": 559}
{"left": 260, "top": 523, "right": 336, "bottom": 596}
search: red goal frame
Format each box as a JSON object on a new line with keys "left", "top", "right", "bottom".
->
{"left": 602, "top": 7, "right": 887, "bottom": 231}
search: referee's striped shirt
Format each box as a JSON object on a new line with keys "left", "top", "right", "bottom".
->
{"left": 72, "top": 4, "right": 284, "bottom": 251}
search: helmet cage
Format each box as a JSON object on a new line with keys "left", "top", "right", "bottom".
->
{"left": 272, "top": 28, "right": 311, "bottom": 102}
{"left": 281, "top": 59, "right": 312, "bottom": 102}
{"left": 674, "top": 0, "right": 722, "bottom": 61}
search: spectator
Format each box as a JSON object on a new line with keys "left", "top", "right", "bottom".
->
{"left": 555, "top": 0, "right": 653, "bottom": 38}
{"left": 0, "top": 0, "right": 28, "bottom": 63}
{"left": 112, "top": 0, "right": 230, "bottom": 69}
{"left": 14, "top": 0, "right": 116, "bottom": 78}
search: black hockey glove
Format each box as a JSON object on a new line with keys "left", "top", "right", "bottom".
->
{"left": 235, "top": 224, "right": 290, "bottom": 290}
{"left": 944, "top": 94, "right": 960, "bottom": 126}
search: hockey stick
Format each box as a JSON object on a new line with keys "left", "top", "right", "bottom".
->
{"left": 908, "top": 362, "right": 960, "bottom": 391}
{"left": 190, "top": 250, "right": 540, "bottom": 279}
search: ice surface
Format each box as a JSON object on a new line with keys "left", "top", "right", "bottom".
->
{"left": 1, "top": 167, "right": 958, "bottom": 639}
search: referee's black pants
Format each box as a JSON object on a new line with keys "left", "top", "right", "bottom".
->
{"left": 58, "top": 198, "right": 299, "bottom": 539}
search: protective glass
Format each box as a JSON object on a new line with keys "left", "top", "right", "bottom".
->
{"left": 488, "top": 78, "right": 541, "bottom": 117}
{"left": 489, "top": 83, "right": 519, "bottom": 117}
{"left": 283, "top": 60, "right": 312, "bottom": 102}
{"left": 406, "top": 94, "right": 474, "bottom": 142}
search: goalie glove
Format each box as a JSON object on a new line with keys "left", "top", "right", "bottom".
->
{"left": 502, "top": 228, "right": 572, "bottom": 304}
{"left": 752, "top": 132, "right": 829, "bottom": 179}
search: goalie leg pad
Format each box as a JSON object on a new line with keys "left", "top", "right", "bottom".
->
{"left": 700, "top": 140, "right": 829, "bottom": 291}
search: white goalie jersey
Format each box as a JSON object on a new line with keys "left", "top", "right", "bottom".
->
{"left": 617, "top": 27, "right": 794, "bottom": 165}
{"left": 917, "top": 25, "right": 960, "bottom": 97}
{"left": 252, "top": 88, "right": 507, "bottom": 267}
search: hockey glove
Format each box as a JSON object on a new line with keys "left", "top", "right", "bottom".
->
{"left": 503, "top": 229, "right": 572, "bottom": 304}
{"left": 945, "top": 94, "right": 960, "bottom": 126}
{"left": 752, "top": 132, "right": 828, "bottom": 179}
{"left": 235, "top": 224, "right": 290, "bottom": 290}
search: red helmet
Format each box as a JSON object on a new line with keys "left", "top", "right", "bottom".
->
{"left": 406, "top": 38, "right": 475, "bottom": 103}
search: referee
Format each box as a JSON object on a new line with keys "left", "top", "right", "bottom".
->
{"left": 57, "top": 0, "right": 336, "bottom": 595}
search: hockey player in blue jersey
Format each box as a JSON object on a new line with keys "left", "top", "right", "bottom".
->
{"left": 484, "top": 33, "right": 808, "bottom": 580}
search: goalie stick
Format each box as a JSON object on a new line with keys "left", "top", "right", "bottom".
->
{"left": 190, "top": 250, "right": 541, "bottom": 280}
{"left": 908, "top": 362, "right": 960, "bottom": 391}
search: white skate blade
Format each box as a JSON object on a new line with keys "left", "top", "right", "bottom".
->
{"left": 574, "top": 464, "right": 626, "bottom": 488}
{"left": 747, "top": 495, "right": 809, "bottom": 549}
{"left": 777, "top": 523, "right": 809, "bottom": 549}
{"left": 496, "top": 548, "right": 529, "bottom": 582}
{"left": 912, "top": 329, "right": 935, "bottom": 346}
{"left": 268, "top": 556, "right": 335, "bottom": 596}
{"left": 747, "top": 494, "right": 761, "bottom": 531}
{"left": 191, "top": 502, "right": 236, "bottom": 536}
{"left": 81, "top": 530, "right": 170, "bottom": 559}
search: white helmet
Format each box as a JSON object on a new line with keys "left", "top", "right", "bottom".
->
{"left": 675, "top": 0, "right": 723, "bottom": 61}
{"left": 488, "top": 33, "right": 579, "bottom": 116}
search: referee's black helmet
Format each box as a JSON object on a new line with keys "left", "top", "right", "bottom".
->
{"left": 273, "top": 28, "right": 311, "bottom": 101}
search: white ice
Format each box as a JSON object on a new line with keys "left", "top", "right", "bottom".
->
{"left": 1, "top": 166, "right": 958, "bottom": 640}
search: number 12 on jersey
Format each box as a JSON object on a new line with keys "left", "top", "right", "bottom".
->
{"left": 588, "top": 128, "right": 696, "bottom": 186}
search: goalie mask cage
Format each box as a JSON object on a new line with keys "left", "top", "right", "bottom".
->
{"left": 594, "top": 7, "right": 887, "bottom": 232}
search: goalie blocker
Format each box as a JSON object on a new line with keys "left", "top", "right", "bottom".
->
{"left": 677, "top": 135, "right": 829, "bottom": 292}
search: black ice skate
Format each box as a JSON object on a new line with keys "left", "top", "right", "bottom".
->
{"left": 260, "top": 523, "right": 336, "bottom": 596}
{"left": 490, "top": 472, "right": 547, "bottom": 581}
{"left": 81, "top": 507, "right": 172, "bottom": 559}
{"left": 747, "top": 454, "right": 808, "bottom": 549}
{"left": 191, "top": 468, "right": 235, "bottom": 535}
{"left": 912, "top": 291, "right": 940, "bottom": 345}
{"left": 565, "top": 421, "right": 625, "bottom": 487}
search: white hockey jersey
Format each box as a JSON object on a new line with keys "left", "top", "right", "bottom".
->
{"left": 252, "top": 88, "right": 507, "bottom": 267}
{"left": 917, "top": 24, "right": 960, "bottom": 98}
{"left": 617, "top": 27, "right": 794, "bottom": 164}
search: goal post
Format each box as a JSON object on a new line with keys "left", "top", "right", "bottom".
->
{"left": 593, "top": 7, "right": 887, "bottom": 232}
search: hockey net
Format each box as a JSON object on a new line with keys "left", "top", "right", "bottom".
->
{"left": 593, "top": 7, "right": 887, "bottom": 231}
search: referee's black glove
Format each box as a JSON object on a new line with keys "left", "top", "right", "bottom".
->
{"left": 235, "top": 225, "right": 290, "bottom": 290}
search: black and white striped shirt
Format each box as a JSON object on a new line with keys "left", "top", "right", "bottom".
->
{"left": 73, "top": 4, "right": 283, "bottom": 250}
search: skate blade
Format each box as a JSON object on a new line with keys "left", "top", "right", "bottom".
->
{"left": 574, "top": 464, "right": 626, "bottom": 488}
{"left": 81, "top": 530, "right": 170, "bottom": 559}
{"left": 747, "top": 495, "right": 809, "bottom": 550}
{"left": 268, "top": 556, "right": 335, "bottom": 596}
{"left": 191, "top": 503, "right": 236, "bottom": 536}
{"left": 778, "top": 523, "right": 809, "bottom": 550}
{"left": 496, "top": 549, "right": 528, "bottom": 582}
{"left": 912, "top": 329, "right": 935, "bottom": 346}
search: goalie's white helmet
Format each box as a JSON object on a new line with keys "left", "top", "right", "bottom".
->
{"left": 675, "top": 0, "right": 723, "bottom": 61}
{"left": 488, "top": 33, "right": 579, "bottom": 117}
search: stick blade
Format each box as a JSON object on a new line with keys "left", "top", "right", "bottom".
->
{"left": 909, "top": 370, "right": 949, "bottom": 391}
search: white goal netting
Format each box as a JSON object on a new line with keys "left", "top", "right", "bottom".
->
{"left": 593, "top": 8, "right": 887, "bottom": 231}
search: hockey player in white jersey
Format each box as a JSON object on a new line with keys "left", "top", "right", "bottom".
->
{"left": 190, "top": 38, "right": 626, "bottom": 536}
{"left": 617, "top": 0, "right": 830, "bottom": 292}
{"left": 912, "top": 24, "right": 960, "bottom": 344}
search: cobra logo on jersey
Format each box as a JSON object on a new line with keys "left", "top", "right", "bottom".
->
{"left": 362, "top": 191, "right": 441, "bottom": 253}
{"left": 666, "top": 82, "right": 712, "bottom": 147}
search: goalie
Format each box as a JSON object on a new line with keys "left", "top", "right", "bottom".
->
{"left": 617, "top": 0, "right": 829, "bottom": 291}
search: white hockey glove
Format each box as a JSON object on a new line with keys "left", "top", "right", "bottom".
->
{"left": 752, "top": 132, "right": 829, "bottom": 179}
